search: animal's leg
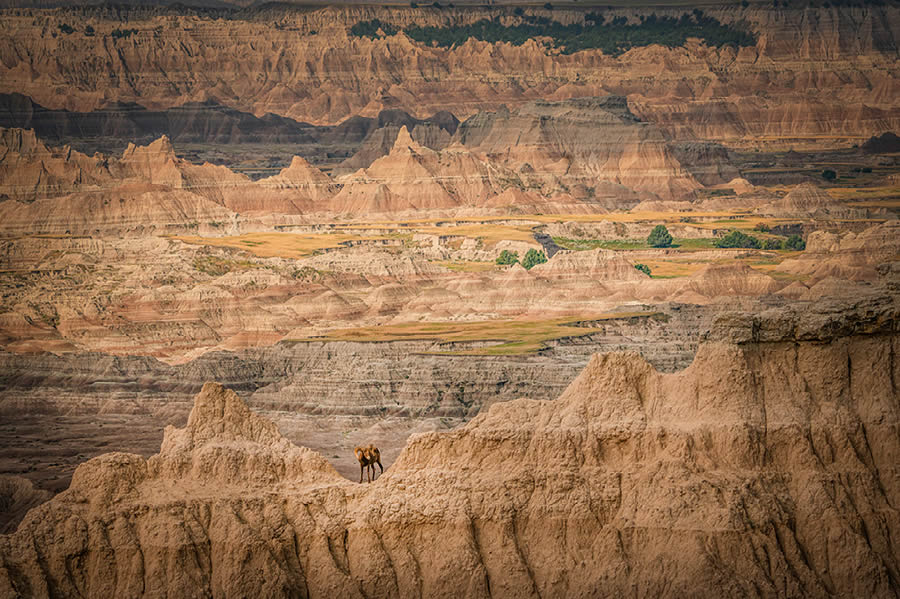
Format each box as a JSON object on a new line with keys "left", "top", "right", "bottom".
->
{"left": 377, "top": 460, "right": 383, "bottom": 477}
{"left": 367, "top": 463, "right": 373, "bottom": 483}
{"left": 359, "top": 462, "right": 364, "bottom": 484}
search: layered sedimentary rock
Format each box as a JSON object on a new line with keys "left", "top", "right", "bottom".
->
{"left": 0, "top": 297, "right": 897, "bottom": 597}
{"left": 1, "top": 4, "right": 897, "bottom": 146}
{"left": 758, "top": 182, "right": 869, "bottom": 219}
{"left": 776, "top": 220, "right": 900, "bottom": 282}
{"left": 455, "top": 96, "right": 700, "bottom": 199}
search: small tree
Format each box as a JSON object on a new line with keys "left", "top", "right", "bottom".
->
{"left": 647, "top": 225, "right": 673, "bottom": 248}
{"left": 753, "top": 222, "right": 771, "bottom": 233}
{"left": 763, "top": 238, "right": 782, "bottom": 250}
{"left": 782, "top": 234, "right": 806, "bottom": 251}
{"left": 521, "top": 248, "right": 547, "bottom": 270}
{"left": 496, "top": 250, "right": 519, "bottom": 265}
{"left": 821, "top": 169, "right": 837, "bottom": 181}
{"left": 634, "top": 263, "right": 651, "bottom": 276}
{"left": 543, "top": 2, "right": 553, "bottom": 10}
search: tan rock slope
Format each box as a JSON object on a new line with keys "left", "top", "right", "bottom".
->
{"left": 1, "top": 297, "right": 897, "bottom": 597}
{"left": 758, "top": 182, "right": 868, "bottom": 219}
{"left": 0, "top": 118, "right": 694, "bottom": 229}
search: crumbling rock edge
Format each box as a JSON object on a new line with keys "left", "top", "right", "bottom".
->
{"left": 1, "top": 298, "right": 899, "bottom": 598}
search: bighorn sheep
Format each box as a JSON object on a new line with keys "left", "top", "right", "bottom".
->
{"left": 354, "top": 444, "right": 383, "bottom": 483}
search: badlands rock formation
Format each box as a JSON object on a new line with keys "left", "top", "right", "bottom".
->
{"left": 0, "top": 113, "right": 702, "bottom": 231}
{"left": 454, "top": 97, "right": 700, "bottom": 199}
{"left": 0, "top": 297, "right": 897, "bottom": 597}
{"left": 0, "top": 4, "right": 897, "bottom": 146}
{"left": 758, "top": 182, "right": 867, "bottom": 219}
{"left": 776, "top": 221, "right": 900, "bottom": 283}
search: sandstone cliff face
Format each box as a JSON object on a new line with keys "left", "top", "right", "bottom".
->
{"left": 0, "top": 298, "right": 897, "bottom": 597}
{"left": 0, "top": 128, "right": 113, "bottom": 202}
{"left": 1, "top": 5, "right": 896, "bottom": 146}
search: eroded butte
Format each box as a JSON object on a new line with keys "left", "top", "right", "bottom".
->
{"left": 0, "top": 2, "right": 899, "bottom": 596}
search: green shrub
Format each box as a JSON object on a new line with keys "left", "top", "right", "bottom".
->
{"left": 647, "top": 225, "right": 673, "bottom": 248}
{"left": 522, "top": 248, "right": 548, "bottom": 270}
{"left": 821, "top": 169, "right": 837, "bottom": 181}
{"left": 715, "top": 230, "right": 760, "bottom": 249}
{"left": 782, "top": 234, "right": 806, "bottom": 251}
{"left": 753, "top": 223, "right": 771, "bottom": 233}
{"left": 763, "top": 238, "right": 782, "bottom": 250}
{"left": 58, "top": 23, "right": 75, "bottom": 34}
{"left": 634, "top": 263, "right": 651, "bottom": 276}
{"left": 495, "top": 249, "right": 519, "bottom": 265}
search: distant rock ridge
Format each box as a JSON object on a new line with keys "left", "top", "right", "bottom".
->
{"left": 758, "top": 182, "right": 868, "bottom": 219}
{"left": 1, "top": 297, "right": 898, "bottom": 597}
{"left": 2, "top": 4, "right": 897, "bottom": 144}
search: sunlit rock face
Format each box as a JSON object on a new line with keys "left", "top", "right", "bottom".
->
{"left": 1, "top": 298, "right": 898, "bottom": 597}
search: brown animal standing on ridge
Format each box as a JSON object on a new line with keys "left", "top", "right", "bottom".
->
{"left": 354, "top": 444, "right": 383, "bottom": 483}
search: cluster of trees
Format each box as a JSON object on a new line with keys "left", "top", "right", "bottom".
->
{"left": 111, "top": 28, "right": 138, "bottom": 39}
{"left": 495, "top": 249, "right": 548, "bottom": 269}
{"left": 352, "top": 11, "right": 755, "bottom": 56}
{"left": 634, "top": 263, "right": 651, "bottom": 276}
{"left": 349, "top": 19, "right": 397, "bottom": 38}
{"left": 647, "top": 224, "right": 805, "bottom": 251}
{"left": 715, "top": 230, "right": 805, "bottom": 251}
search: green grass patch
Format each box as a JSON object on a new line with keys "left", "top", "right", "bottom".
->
{"left": 553, "top": 237, "right": 717, "bottom": 251}
{"left": 289, "top": 312, "right": 656, "bottom": 355}
{"left": 192, "top": 256, "right": 257, "bottom": 277}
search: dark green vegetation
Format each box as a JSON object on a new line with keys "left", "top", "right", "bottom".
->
{"left": 783, "top": 234, "right": 806, "bottom": 251}
{"left": 349, "top": 19, "right": 397, "bottom": 38}
{"left": 522, "top": 249, "right": 548, "bottom": 270}
{"left": 58, "top": 23, "right": 75, "bottom": 34}
{"left": 715, "top": 230, "right": 761, "bottom": 249}
{"left": 821, "top": 169, "right": 837, "bottom": 181}
{"left": 495, "top": 249, "right": 520, "bottom": 265}
{"left": 351, "top": 10, "right": 755, "bottom": 56}
{"left": 634, "top": 263, "right": 651, "bottom": 276}
{"left": 111, "top": 28, "right": 138, "bottom": 39}
{"left": 715, "top": 230, "right": 805, "bottom": 251}
{"left": 647, "top": 225, "right": 673, "bottom": 248}
{"left": 553, "top": 237, "right": 717, "bottom": 251}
